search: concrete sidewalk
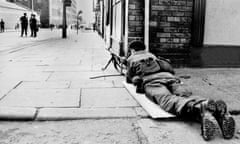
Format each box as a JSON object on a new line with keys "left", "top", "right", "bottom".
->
{"left": 0, "top": 29, "right": 239, "bottom": 119}
{"left": 0, "top": 30, "right": 239, "bottom": 143}
{"left": 0, "top": 30, "right": 141, "bottom": 120}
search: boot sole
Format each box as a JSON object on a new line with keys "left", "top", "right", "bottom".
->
{"left": 215, "top": 100, "right": 235, "bottom": 139}
{"left": 221, "top": 116, "right": 235, "bottom": 139}
{"left": 201, "top": 114, "right": 218, "bottom": 141}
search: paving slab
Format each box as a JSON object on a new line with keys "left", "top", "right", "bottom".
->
{"left": 36, "top": 107, "right": 137, "bottom": 120}
{"left": 0, "top": 71, "right": 51, "bottom": 81}
{"left": 5, "top": 61, "right": 43, "bottom": 66}
{"left": 49, "top": 58, "right": 81, "bottom": 65}
{"left": 0, "top": 107, "right": 36, "bottom": 120}
{"left": 81, "top": 88, "right": 139, "bottom": 108}
{"left": 43, "top": 66, "right": 92, "bottom": 72}
{"left": 70, "top": 80, "right": 114, "bottom": 88}
{"left": 0, "top": 89, "right": 80, "bottom": 108}
{"left": 2, "top": 65, "right": 47, "bottom": 72}
{"left": 105, "top": 76, "right": 125, "bottom": 88}
{"left": 0, "top": 80, "right": 21, "bottom": 99}
{"left": 134, "top": 107, "right": 149, "bottom": 118}
{"left": 47, "top": 71, "right": 105, "bottom": 81}
{"left": 138, "top": 119, "right": 240, "bottom": 144}
{"left": 17, "top": 81, "right": 71, "bottom": 89}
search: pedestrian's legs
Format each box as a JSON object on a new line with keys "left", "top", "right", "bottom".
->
{"left": 21, "top": 25, "right": 24, "bottom": 36}
{"left": 24, "top": 26, "right": 27, "bottom": 36}
{"left": 30, "top": 27, "right": 33, "bottom": 37}
{"left": 34, "top": 29, "right": 37, "bottom": 37}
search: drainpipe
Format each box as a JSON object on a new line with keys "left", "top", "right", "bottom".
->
{"left": 144, "top": 0, "right": 149, "bottom": 52}
{"left": 124, "top": 0, "right": 129, "bottom": 56}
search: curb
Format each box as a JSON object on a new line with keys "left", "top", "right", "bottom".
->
{"left": 0, "top": 107, "right": 37, "bottom": 120}
{"left": 36, "top": 107, "right": 145, "bottom": 121}
{"left": 0, "top": 107, "right": 149, "bottom": 121}
{"left": 1, "top": 106, "right": 239, "bottom": 121}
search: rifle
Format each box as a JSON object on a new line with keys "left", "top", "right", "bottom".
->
{"left": 101, "top": 48, "right": 127, "bottom": 75}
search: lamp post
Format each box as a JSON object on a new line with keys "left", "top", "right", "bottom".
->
{"left": 62, "top": 0, "right": 72, "bottom": 38}
{"left": 62, "top": 3, "right": 67, "bottom": 38}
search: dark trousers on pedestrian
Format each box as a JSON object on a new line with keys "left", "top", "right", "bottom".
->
{"left": 144, "top": 80, "right": 206, "bottom": 118}
{"left": 30, "top": 29, "right": 37, "bottom": 37}
{"left": 21, "top": 25, "right": 27, "bottom": 36}
{"left": 30, "top": 27, "right": 34, "bottom": 37}
{"left": 0, "top": 27, "right": 4, "bottom": 32}
{"left": 33, "top": 30, "right": 37, "bottom": 37}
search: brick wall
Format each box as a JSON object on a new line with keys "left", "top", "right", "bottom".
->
{"left": 149, "top": 0, "right": 193, "bottom": 67}
{"left": 128, "top": 0, "right": 145, "bottom": 44}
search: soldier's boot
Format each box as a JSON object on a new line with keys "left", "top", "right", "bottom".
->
{"left": 213, "top": 100, "right": 235, "bottom": 139}
{"left": 200, "top": 99, "right": 218, "bottom": 141}
{"left": 183, "top": 99, "right": 218, "bottom": 141}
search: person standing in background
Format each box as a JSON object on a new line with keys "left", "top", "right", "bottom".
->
{"left": 30, "top": 14, "right": 38, "bottom": 37}
{"left": 0, "top": 19, "right": 5, "bottom": 33}
{"left": 20, "top": 13, "right": 28, "bottom": 37}
{"left": 29, "top": 14, "right": 34, "bottom": 37}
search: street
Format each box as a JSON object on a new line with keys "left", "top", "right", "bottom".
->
{"left": 0, "top": 29, "right": 240, "bottom": 144}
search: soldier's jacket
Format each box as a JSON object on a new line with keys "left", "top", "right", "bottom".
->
{"left": 126, "top": 50, "right": 177, "bottom": 86}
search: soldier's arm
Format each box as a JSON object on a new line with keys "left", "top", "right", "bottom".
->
{"left": 126, "top": 61, "right": 142, "bottom": 85}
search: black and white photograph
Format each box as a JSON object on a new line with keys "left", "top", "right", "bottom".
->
{"left": 0, "top": 0, "right": 239, "bottom": 143}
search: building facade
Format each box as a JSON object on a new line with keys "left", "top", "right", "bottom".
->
{"left": 0, "top": 0, "right": 38, "bottom": 29}
{"left": 7, "top": 0, "right": 77, "bottom": 28}
{"left": 96, "top": 0, "right": 240, "bottom": 67}
{"left": 49, "top": 0, "right": 77, "bottom": 27}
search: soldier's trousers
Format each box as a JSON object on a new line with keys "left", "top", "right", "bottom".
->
{"left": 144, "top": 81, "right": 206, "bottom": 117}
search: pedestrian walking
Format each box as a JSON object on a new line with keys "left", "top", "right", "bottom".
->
{"left": 20, "top": 13, "right": 28, "bottom": 37}
{"left": 0, "top": 19, "right": 5, "bottom": 33}
{"left": 126, "top": 41, "right": 236, "bottom": 141}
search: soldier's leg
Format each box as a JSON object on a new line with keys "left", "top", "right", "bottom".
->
{"left": 186, "top": 99, "right": 236, "bottom": 140}
{"left": 213, "top": 100, "right": 235, "bottom": 139}
{"left": 144, "top": 83, "right": 205, "bottom": 116}
{"left": 144, "top": 83, "right": 218, "bottom": 141}
{"left": 30, "top": 27, "right": 33, "bottom": 37}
